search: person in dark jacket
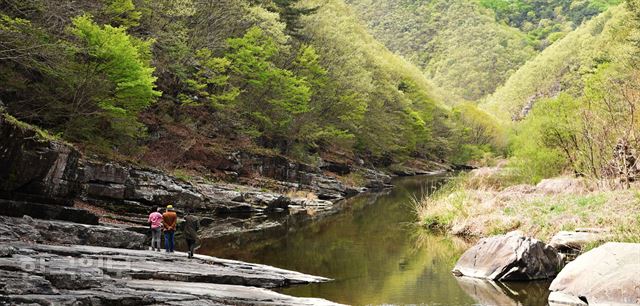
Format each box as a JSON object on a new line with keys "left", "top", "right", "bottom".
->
{"left": 183, "top": 211, "right": 199, "bottom": 259}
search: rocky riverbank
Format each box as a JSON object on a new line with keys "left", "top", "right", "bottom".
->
{"left": 0, "top": 111, "right": 446, "bottom": 241}
{"left": 435, "top": 166, "right": 640, "bottom": 305}
{"left": 0, "top": 104, "right": 451, "bottom": 305}
{"left": 0, "top": 242, "right": 341, "bottom": 305}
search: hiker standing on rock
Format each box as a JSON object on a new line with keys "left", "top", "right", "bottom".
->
{"left": 184, "top": 211, "right": 200, "bottom": 259}
{"left": 163, "top": 205, "right": 178, "bottom": 253}
{"left": 148, "top": 207, "right": 163, "bottom": 251}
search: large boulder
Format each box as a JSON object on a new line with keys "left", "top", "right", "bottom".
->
{"left": 452, "top": 231, "right": 563, "bottom": 281}
{"left": 548, "top": 242, "right": 640, "bottom": 306}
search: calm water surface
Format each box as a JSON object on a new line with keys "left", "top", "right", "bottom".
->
{"left": 202, "top": 175, "right": 549, "bottom": 305}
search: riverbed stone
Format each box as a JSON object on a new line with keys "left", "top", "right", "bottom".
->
{"left": 452, "top": 231, "right": 563, "bottom": 281}
{"left": 0, "top": 242, "right": 340, "bottom": 305}
{"left": 0, "top": 271, "right": 58, "bottom": 295}
{"left": 548, "top": 242, "right": 640, "bottom": 306}
{"left": 549, "top": 228, "right": 609, "bottom": 254}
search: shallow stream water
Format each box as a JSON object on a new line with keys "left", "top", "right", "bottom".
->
{"left": 202, "top": 175, "right": 550, "bottom": 305}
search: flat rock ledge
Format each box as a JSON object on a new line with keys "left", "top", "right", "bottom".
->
{"left": 0, "top": 243, "right": 342, "bottom": 306}
{"left": 548, "top": 242, "right": 640, "bottom": 306}
{"left": 452, "top": 231, "right": 563, "bottom": 281}
{"left": 0, "top": 215, "right": 147, "bottom": 249}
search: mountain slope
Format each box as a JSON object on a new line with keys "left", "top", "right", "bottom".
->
{"left": 479, "top": 0, "right": 623, "bottom": 49}
{"left": 344, "top": 0, "right": 536, "bottom": 101}
{"left": 482, "top": 5, "right": 634, "bottom": 121}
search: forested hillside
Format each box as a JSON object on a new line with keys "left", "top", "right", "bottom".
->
{"left": 483, "top": 4, "right": 634, "bottom": 122}
{"left": 491, "top": 2, "right": 640, "bottom": 182}
{"left": 345, "top": 0, "right": 535, "bottom": 101}
{"left": 344, "top": 0, "right": 621, "bottom": 101}
{"left": 414, "top": 1, "right": 640, "bottom": 262}
{"left": 1, "top": 0, "right": 636, "bottom": 181}
{"left": 480, "top": 0, "right": 623, "bottom": 49}
{"left": 0, "top": 0, "right": 501, "bottom": 175}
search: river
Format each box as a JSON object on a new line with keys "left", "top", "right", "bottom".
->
{"left": 201, "top": 175, "right": 550, "bottom": 305}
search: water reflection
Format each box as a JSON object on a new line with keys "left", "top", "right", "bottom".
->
{"left": 457, "top": 277, "right": 550, "bottom": 306}
{"left": 199, "top": 175, "right": 551, "bottom": 305}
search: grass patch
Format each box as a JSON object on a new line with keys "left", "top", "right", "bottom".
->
{"left": 414, "top": 167, "right": 640, "bottom": 242}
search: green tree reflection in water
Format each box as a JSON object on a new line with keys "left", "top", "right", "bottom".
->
{"left": 201, "top": 175, "right": 549, "bottom": 305}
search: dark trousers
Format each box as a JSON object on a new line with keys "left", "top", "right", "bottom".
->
{"left": 186, "top": 238, "right": 196, "bottom": 258}
{"left": 164, "top": 231, "right": 175, "bottom": 252}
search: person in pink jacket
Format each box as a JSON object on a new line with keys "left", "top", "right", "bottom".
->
{"left": 148, "top": 207, "right": 163, "bottom": 251}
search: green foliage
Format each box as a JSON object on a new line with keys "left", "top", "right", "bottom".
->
{"left": 509, "top": 95, "right": 577, "bottom": 183}
{"left": 483, "top": 5, "right": 632, "bottom": 121}
{"left": 448, "top": 103, "right": 507, "bottom": 164}
{"left": 345, "top": 0, "right": 536, "bottom": 101}
{"left": 271, "top": 0, "right": 318, "bottom": 38}
{"left": 225, "top": 26, "right": 311, "bottom": 139}
{"left": 179, "top": 49, "right": 239, "bottom": 107}
{"left": 104, "top": 0, "right": 142, "bottom": 28}
{"left": 301, "top": 0, "right": 453, "bottom": 160}
{"left": 69, "top": 14, "right": 160, "bottom": 141}
{"left": 479, "top": 0, "right": 621, "bottom": 49}
{"left": 629, "top": 0, "right": 640, "bottom": 18}
{"left": 509, "top": 60, "right": 640, "bottom": 183}
{"left": 0, "top": 8, "right": 160, "bottom": 152}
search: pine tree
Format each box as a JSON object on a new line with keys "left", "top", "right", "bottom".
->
{"left": 271, "top": 0, "right": 318, "bottom": 38}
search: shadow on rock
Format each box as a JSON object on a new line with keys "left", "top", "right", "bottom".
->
{"left": 456, "top": 277, "right": 550, "bottom": 306}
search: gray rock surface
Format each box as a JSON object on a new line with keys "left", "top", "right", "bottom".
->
{"left": 360, "top": 168, "right": 393, "bottom": 189}
{"left": 1, "top": 280, "right": 341, "bottom": 306}
{"left": 548, "top": 242, "right": 640, "bottom": 306}
{"left": 0, "top": 243, "right": 340, "bottom": 306}
{"left": 0, "top": 114, "right": 81, "bottom": 202}
{"left": 0, "top": 216, "right": 146, "bottom": 249}
{"left": 549, "top": 228, "right": 609, "bottom": 255}
{"left": 0, "top": 199, "right": 99, "bottom": 225}
{"left": 0, "top": 114, "right": 360, "bottom": 216}
{"left": 452, "top": 231, "right": 563, "bottom": 281}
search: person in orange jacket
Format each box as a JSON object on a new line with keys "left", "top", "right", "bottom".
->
{"left": 162, "top": 204, "right": 178, "bottom": 253}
